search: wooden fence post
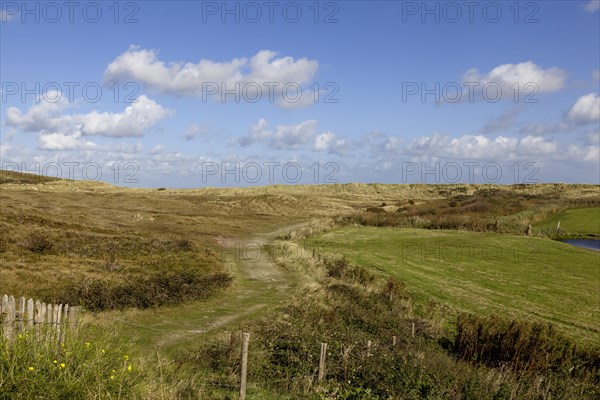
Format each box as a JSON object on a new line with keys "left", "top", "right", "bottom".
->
{"left": 240, "top": 332, "right": 250, "bottom": 400}
{"left": 18, "top": 297, "right": 25, "bottom": 331}
{"left": 55, "top": 304, "right": 63, "bottom": 345}
{"left": 1, "top": 295, "right": 12, "bottom": 338}
{"left": 67, "top": 306, "right": 81, "bottom": 332}
{"left": 49, "top": 303, "right": 56, "bottom": 342}
{"left": 1, "top": 295, "right": 16, "bottom": 339}
{"left": 392, "top": 336, "right": 397, "bottom": 346}
{"left": 27, "top": 298, "right": 34, "bottom": 328}
{"left": 35, "top": 301, "right": 44, "bottom": 340}
{"left": 318, "top": 342, "right": 328, "bottom": 382}
{"left": 411, "top": 322, "right": 415, "bottom": 338}
{"left": 367, "top": 340, "right": 372, "bottom": 357}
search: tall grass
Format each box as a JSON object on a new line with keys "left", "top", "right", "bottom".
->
{"left": 0, "top": 325, "right": 143, "bottom": 399}
{"left": 454, "top": 314, "right": 600, "bottom": 376}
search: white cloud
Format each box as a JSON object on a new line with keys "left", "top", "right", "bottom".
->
{"left": 567, "top": 93, "right": 600, "bottom": 124}
{"left": 461, "top": 61, "right": 566, "bottom": 101}
{"left": 566, "top": 144, "right": 600, "bottom": 164}
{"left": 149, "top": 144, "right": 166, "bottom": 155}
{"left": 0, "top": 143, "right": 12, "bottom": 158}
{"left": 240, "top": 118, "right": 272, "bottom": 146}
{"left": 6, "top": 93, "right": 70, "bottom": 132}
{"left": 6, "top": 94, "right": 172, "bottom": 139}
{"left": 583, "top": 128, "right": 600, "bottom": 146}
{"left": 184, "top": 123, "right": 210, "bottom": 140}
{"left": 519, "top": 93, "right": 599, "bottom": 134}
{"left": 247, "top": 50, "right": 318, "bottom": 87}
{"left": 104, "top": 46, "right": 319, "bottom": 103}
{"left": 584, "top": 0, "right": 600, "bottom": 13}
{"left": 404, "top": 132, "right": 561, "bottom": 160}
{"left": 239, "top": 119, "right": 318, "bottom": 150}
{"left": 3, "top": 127, "right": 17, "bottom": 140}
{"left": 38, "top": 132, "right": 97, "bottom": 151}
{"left": 383, "top": 136, "right": 403, "bottom": 151}
{"left": 270, "top": 120, "right": 318, "bottom": 150}
{"left": 314, "top": 131, "right": 348, "bottom": 155}
{"left": 276, "top": 90, "right": 322, "bottom": 110}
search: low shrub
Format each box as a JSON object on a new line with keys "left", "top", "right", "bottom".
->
{"left": 60, "top": 270, "right": 232, "bottom": 311}
{"left": 19, "top": 231, "right": 53, "bottom": 253}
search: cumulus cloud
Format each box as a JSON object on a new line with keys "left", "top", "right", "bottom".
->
{"left": 584, "top": 0, "right": 600, "bottom": 13}
{"left": 314, "top": 131, "right": 349, "bottom": 155}
{"left": 38, "top": 131, "right": 97, "bottom": 151}
{"left": 566, "top": 144, "right": 600, "bottom": 164}
{"left": 239, "top": 119, "right": 318, "bottom": 150}
{"left": 3, "top": 127, "right": 17, "bottom": 140}
{"left": 247, "top": 50, "right": 318, "bottom": 86}
{"left": 270, "top": 120, "right": 318, "bottom": 150}
{"left": 276, "top": 91, "right": 320, "bottom": 110}
{"left": 104, "top": 46, "right": 319, "bottom": 104}
{"left": 0, "top": 143, "right": 12, "bottom": 158}
{"left": 567, "top": 93, "right": 600, "bottom": 124}
{"left": 404, "top": 132, "right": 560, "bottom": 160}
{"left": 184, "top": 123, "right": 210, "bottom": 140}
{"left": 6, "top": 93, "right": 172, "bottom": 145}
{"left": 382, "top": 136, "right": 403, "bottom": 151}
{"left": 358, "top": 131, "right": 387, "bottom": 151}
{"left": 583, "top": 128, "right": 600, "bottom": 146}
{"left": 519, "top": 93, "right": 599, "bottom": 134}
{"left": 149, "top": 144, "right": 166, "bottom": 155}
{"left": 239, "top": 118, "right": 272, "bottom": 146}
{"left": 460, "top": 61, "right": 566, "bottom": 101}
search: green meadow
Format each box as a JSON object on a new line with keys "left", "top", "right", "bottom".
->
{"left": 534, "top": 207, "right": 600, "bottom": 237}
{"left": 307, "top": 227, "right": 600, "bottom": 344}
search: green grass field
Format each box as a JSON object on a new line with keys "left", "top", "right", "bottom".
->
{"left": 307, "top": 227, "right": 600, "bottom": 345}
{"left": 534, "top": 207, "right": 600, "bottom": 236}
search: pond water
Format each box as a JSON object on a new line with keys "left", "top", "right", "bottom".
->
{"left": 560, "top": 239, "right": 600, "bottom": 252}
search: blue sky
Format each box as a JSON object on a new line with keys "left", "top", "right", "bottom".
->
{"left": 1, "top": 0, "right": 599, "bottom": 187}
